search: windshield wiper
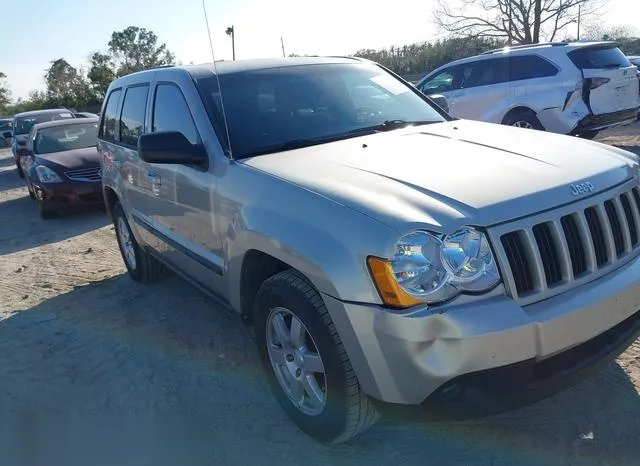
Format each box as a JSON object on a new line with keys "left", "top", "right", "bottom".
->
{"left": 348, "top": 120, "right": 439, "bottom": 135}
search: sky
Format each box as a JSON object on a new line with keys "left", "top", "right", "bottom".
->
{"left": 0, "top": 0, "right": 636, "bottom": 100}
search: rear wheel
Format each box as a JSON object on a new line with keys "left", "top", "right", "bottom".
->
{"left": 254, "top": 270, "right": 379, "bottom": 444}
{"left": 503, "top": 110, "right": 545, "bottom": 131}
{"left": 112, "top": 201, "right": 164, "bottom": 283}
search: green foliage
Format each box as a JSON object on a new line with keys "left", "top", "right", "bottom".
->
{"left": 0, "top": 72, "right": 10, "bottom": 115}
{"left": 354, "top": 37, "right": 505, "bottom": 81}
{"left": 5, "top": 25, "right": 175, "bottom": 115}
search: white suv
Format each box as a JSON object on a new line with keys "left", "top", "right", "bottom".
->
{"left": 416, "top": 41, "right": 640, "bottom": 138}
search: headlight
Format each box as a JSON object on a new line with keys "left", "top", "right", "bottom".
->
{"left": 368, "top": 227, "right": 500, "bottom": 308}
{"left": 36, "top": 165, "right": 62, "bottom": 183}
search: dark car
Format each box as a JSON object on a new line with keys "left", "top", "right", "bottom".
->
{"left": 4, "top": 108, "right": 76, "bottom": 177}
{"left": 21, "top": 118, "right": 103, "bottom": 219}
{"left": 0, "top": 118, "right": 12, "bottom": 147}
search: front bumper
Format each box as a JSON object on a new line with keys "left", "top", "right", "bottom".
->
{"left": 323, "top": 252, "right": 640, "bottom": 415}
{"left": 33, "top": 181, "right": 104, "bottom": 210}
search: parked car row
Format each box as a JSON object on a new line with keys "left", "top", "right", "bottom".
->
{"left": 1, "top": 108, "right": 104, "bottom": 219}
{"left": 415, "top": 41, "right": 640, "bottom": 139}
{"left": 93, "top": 54, "right": 640, "bottom": 444}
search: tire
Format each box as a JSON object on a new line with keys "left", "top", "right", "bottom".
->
{"left": 38, "top": 201, "right": 57, "bottom": 220}
{"left": 254, "top": 270, "right": 379, "bottom": 444}
{"left": 503, "top": 110, "right": 545, "bottom": 131}
{"left": 15, "top": 160, "right": 24, "bottom": 178}
{"left": 112, "top": 201, "right": 164, "bottom": 283}
{"left": 577, "top": 130, "right": 599, "bottom": 140}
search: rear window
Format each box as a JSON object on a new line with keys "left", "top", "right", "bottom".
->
{"left": 568, "top": 46, "right": 631, "bottom": 70}
{"left": 14, "top": 111, "right": 75, "bottom": 135}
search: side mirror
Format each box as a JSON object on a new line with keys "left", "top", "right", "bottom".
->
{"left": 2, "top": 131, "right": 12, "bottom": 139}
{"left": 138, "top": 131, "right": 208, "bottom": 167}
{"left": 429, "top": 94, "right": 450, "bottom": 113}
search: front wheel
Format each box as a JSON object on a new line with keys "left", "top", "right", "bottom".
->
{"left": 254, "top": 270, "right": 379, "bottom": 444}
{"left": 112, "top": 201, "right": 164, "bottom": 283}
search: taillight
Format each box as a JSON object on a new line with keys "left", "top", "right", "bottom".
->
{"left": 588, "top": 77, "right": 611, "bottom": 89}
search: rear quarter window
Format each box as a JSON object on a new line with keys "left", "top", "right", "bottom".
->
{"left": 100, "top": 89, "right": 122, "bottom": 142}
{"left": 568, "top": 46, "right": 632, "bottom": 69}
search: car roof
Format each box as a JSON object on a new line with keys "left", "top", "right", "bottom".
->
{"left": 110, "top": 56, "right": 367, "bottom": 84}
{"left": 33, "top": 117, "right": 98, "bottom": 131}
{"left": 14, "top": 108, "right": 73, "bottom": 118}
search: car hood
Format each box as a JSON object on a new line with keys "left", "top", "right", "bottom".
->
{"left": 243, "top": 119, "right": 639, "bottom": 232}
{"left": 37, "top": 147, "right": 99, "bottom": 170}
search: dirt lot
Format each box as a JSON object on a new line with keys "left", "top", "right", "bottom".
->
{"left": 0, "top": 124, "right": 639, "bottom": 466}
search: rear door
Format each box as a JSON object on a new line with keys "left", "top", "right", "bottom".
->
{"left": 567, "top": 45, "right": 640, "bottom": 115}
{"left": 445, "top": 57, "right": 510, "bottom": 121}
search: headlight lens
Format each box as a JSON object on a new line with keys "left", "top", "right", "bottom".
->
{"left": 388, "top": 227, "right": 500, "bottom": 305}
{"left": 36, "top": 165, "right": 62, "bottom": 183}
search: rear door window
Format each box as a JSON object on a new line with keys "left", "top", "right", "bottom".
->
{"left": 458, "top": 58, "right": 509, "bottom": 89}
{"left": 568, "top": 46, "right": 632, "bottom": 69}
{"left": 100, "top": 89, "right": 122, "bottom": 141}
{"left": 119, "top": 85, "right": 149, "bottom": 147}
{"left": 509, "top": 55, "right": 559, "bottom": 80}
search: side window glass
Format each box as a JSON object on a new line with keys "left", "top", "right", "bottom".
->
{"left": 119, "top": 85, "right": 149, "bottom": 147}
{"left": 152, "top": 84, "right": 199, "bottom": 144}
{"left": 421, "top": 69, "right": 455, "bottom": 93}
{"left": 460, "top": 59, "right": 509, "bottom": 88}
{"left": 100, "top": 89, "right": 122, "bottom": 141}
{"left": 510, "top": 56, "right": 559, "bottom": 81}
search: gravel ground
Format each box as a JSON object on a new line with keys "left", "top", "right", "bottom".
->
{"left": 0, "top": 124, "right": 639, "bottom": 466}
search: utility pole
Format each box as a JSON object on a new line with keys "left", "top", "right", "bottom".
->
{"left": 576, "top": 5, "right": 581, "bottom": 40}
{"left": 226, "top": 25, "right": 235, "bottom": 60}
{"left": 281, "top": 37, "right": 286, "bottom": 58}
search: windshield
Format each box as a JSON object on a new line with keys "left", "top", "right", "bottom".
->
{"left": 198, "top": 63, "right": 447, "bottom": 158}
{"left": 34, "top": 122, "right": 98, "bottom": 154}
{"left": 14, "top": 111, "right": 75, "bottom": 135}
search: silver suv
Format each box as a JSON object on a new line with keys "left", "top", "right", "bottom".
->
{"left": 99, "top": 57, "right": 640, "bottom": 444}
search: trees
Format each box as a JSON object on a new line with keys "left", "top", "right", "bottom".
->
{"left": 434, "top": 0, "right": 604, "bottom": 44}
{"left": 107, "top": 26, "right": 175, "bottom": 77}
{"left": 44, "top": 59, "right": 94, "bottom": 108}
{"left": 0, "top": 72, "right": 10, "bottom": 115}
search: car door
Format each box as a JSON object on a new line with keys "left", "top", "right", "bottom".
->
{"left": 108, "top": 83, "right": 158, "bottom": 247}
{"left": 447, "top": 57, "right": 510, "bottom": 121}
{"left": 143, "top": 78, "right": 224, "bottom": 295}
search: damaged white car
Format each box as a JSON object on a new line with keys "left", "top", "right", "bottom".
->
{"left": 416, "top": 41, "right": 640, "bottom": 139}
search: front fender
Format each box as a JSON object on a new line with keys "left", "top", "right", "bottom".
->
{"left": 225, "top": 202, "right": 398, "bottom": 313}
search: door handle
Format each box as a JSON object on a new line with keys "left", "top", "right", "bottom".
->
{"left": 146, "top": 172, "right": 162, "bottom": 185}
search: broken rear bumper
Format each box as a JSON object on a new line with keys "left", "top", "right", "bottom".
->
{"left": 572, "top": 107, "right": 640, "bottom": 134}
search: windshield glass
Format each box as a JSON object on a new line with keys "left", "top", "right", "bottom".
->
{"left": 198, "top": 63, "right": 447, "bottom": 158}
{"left": 34, "top": 122, "right": 98, "bottom": 154}
{"left": 14, "top": 111, "right": 75, "bottom": 135}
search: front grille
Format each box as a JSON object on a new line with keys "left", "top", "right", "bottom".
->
{"left": 497, "top": 186, "right": 640, "bottom": 302}
{"left": 65, "top": 167, "right": 102, "bottom": 182}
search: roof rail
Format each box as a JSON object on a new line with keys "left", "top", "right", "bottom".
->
{"left": 481, "top": 42, "right": 568, "bottom": 55}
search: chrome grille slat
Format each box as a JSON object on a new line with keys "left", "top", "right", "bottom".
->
{"left": 490, "top": 181, "right": 640, "bottom": 306}
{"left": 64, "top": 167, "right": 102, "bottom": 182}
{"left": 612, "top": 196, "right": 632, "bottom": 253}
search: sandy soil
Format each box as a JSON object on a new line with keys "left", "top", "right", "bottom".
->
{"left": 0, "top": 124, "right": 639, "bottom": 466}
